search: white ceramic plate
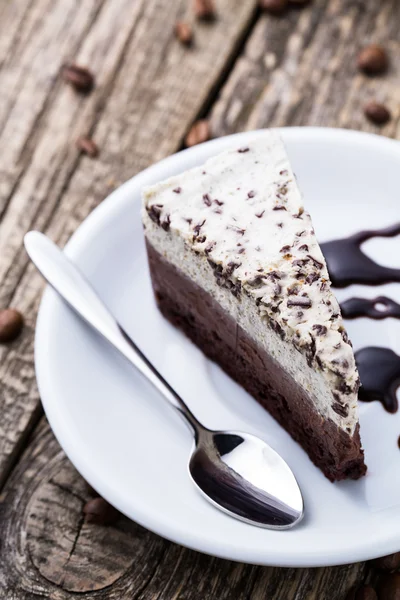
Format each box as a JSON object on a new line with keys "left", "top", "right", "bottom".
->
{"left": 35, "top": 128, "right": 400, "bottom": 567}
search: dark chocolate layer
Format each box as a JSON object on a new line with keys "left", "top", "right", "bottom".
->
{"left": 146, "top": 241, "right": 366, "bottom": 482}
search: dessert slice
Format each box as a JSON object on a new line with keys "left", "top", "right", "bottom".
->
{"left": 142, "top": 131, "right": 366, "bottom": 481}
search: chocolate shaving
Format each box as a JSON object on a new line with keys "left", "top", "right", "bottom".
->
{"left": 228, "top": 224, "right": 245, "bottom": 235}
{"left": 205, "top": 241, "right": 216, "bottom": 255}
{"left": 298, "top": 244, "right": 309, "bottom": 252}
{"left": 312, "top": 324, "right": 327, "bottom": 336}
{"left": 193, "top": 219, "right": 206, "bottom": 235}
{"left": 255, "top": 210, "right": 265, "bottom": 218}
{"left": 238, "top": 247, "right": 245, "bottom": 254}
{"left": 332, "top": 402, "right": 349, "bottom": 418}
{"left": 214, "top": 199, "right": 224, "bottom": 206}
{"left": 148, "top": 204, "right": 163, "bottom": 225}
{"left": 238, "top": 147, "right": 249, "bottom": 153}
{"left": 280, "top": 245, "right": 291, "bottom": 253}
{"left": 279, "top": 169, "right": 288, "bottom": 176}
{"left": 173, "top": 187, "right": 182, "bottom": 194}
{"left": 305, "top": 272, "right": 320, "bottom": 285}
{"left": 307, "top": 255, "right": 324, "bottom": 269}
{"left": 247, "top": 190, "right": 256, "bottom": 198}
{"left": 287, "top": 297, "right": 312, "bottom": 308}
{"left": 203, "top": 194, "right": 212, "bottom": 207}
{"left": 292, "top": 259, "right": 309, "bottom": 268}
{"left": 161, "top": 214, "right": 171, "bottom": 231}
{"left": 273, "top": 205, "right": 287, "bottom": 211}
{"left": 226, "top": 261, "right": 241, "bottom": 275}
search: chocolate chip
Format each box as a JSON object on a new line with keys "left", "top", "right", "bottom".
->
{"left": 277, "top": 222, "right": 283, "bottom": 228}
{"left": 203, "top": 193, "right": 212, "bottom": 206}
{"left": 0, "top": 309, "right": 24, "bottom": 343}
{"left": 194, "top": 0, "right": 216, "bottom": 20}
{"left": 287, "top": 297, "right": 312, "bottom": 308}
{"left": 364, "top": 101, "right": 391, "bottom": 125}
{"left": 196, "top": 235, "right": 206, "bottom": 243}
{"left": 273, "top": 205, "right": 287, "bottom": 211}
{"left": 83, "top": 497, "right": 118, "bottom": 525}
{"left": 214, "top": 199, "right": 224, "bottom": 206}
{"left": 174, "top": 21, "right": 194, "bottom": 46}
{"left": 279, "top": 169, "right": 289, "bottom": 175}
{"left": 372, "top": 553, "right": 400, "bottom": 572}
{"left": 76, "top": 136, "right": 99, "bottom": 158}
{"left": 238, "top": 247, "right": 245, "bottom": 254}
{"left": 247, "top": 190, "right": 256, "bottom": 198}
{"left": 312, "top": 324, "right": 327, "bottom": 336}
{"left": 61, "top": 64, "right": 94, "bottom": 93}
{"left": 298, "top": 244, "right": 309, "bottom": 251}
{"left": 173, "top": 187, "right": 182, "bottom": 194}
{"left": 296, "top": 311, "right": 304, "bottom": 318}
{"left": 185, "top": 217, "right": 192, "bottom": 224}
{"left": 280, "top": 245, "right": 291, "bottom": 253}
{"left": 358, "top": 44, "right": 388, "bottom": 75}
{"left": 259, "top": 0, "right": 288, "bottom": 14}
{"left": 185, "top": 120, "right": 210, "bottom": 147}
{"left": 226, "top": 261, "right": 241, "bottom": 275}
{"left": 377, "top": 573, "right": 400, "bottom": 600}
{"left": 238, "top": 147, "right": 249, "bottom": 153}
{"left": 266, "top": 270, "right": 282, "bottom": 280}
{"left": 255, "top": 211, "right": 265, "bottom": 218}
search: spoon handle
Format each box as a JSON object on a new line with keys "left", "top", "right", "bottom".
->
{"left": 24, "top": 231, "right": 203, "bottom": 436}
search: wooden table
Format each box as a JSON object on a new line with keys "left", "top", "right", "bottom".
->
{"left": 0, "top": 1, "right": 398, "bottom": 597}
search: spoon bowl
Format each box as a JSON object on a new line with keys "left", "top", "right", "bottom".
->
{"left": 190, "top": 430, "right": 303, "bottom": 529}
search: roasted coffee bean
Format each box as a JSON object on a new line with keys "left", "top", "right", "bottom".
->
{"left": 185, "top": 120, "right": 210, "bottom": 147}
{"left": 76, "top": 136, "right": 99, "bottom": 158}
{"left": 372, "top": 553, "right": 400, "bottom": 572}
{"left": 0, "top": 309, "right": 24, "bottom": 343}
{"left": 174, "top": 21, "right": 193, "bottom": 46}
{"left": 364, "top": 101, "right": 391, "bottom": 126}
{"left": 194, "top": 0, "right": 215, "bottom": 20}
{"left": 62, "top": 64, "right": 95, "bottom": 93}
{"left": 378, "top": 573, "right": 400, "bottom": 599}
{"left": 83, "top": 497, "right": 118, "bottom": 525}
{"left": 358, "top": 45, "right": 388, "bottom": 75}
{"left": 259, "top": 0, "right": 288, "bottom": 13}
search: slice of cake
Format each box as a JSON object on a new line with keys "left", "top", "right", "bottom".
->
{"left": 142, "top": 131, "right": 366, "bottom": 481}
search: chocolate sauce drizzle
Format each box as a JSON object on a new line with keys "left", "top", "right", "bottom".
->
{"left": 322, "top": 223, "right": 400, "bottom": 414}
{"left": 321, "top": 222, "right": 400, "bottom": 288}
{"left": 356, "top": 347, "right": 400, "bottom": 413}
{"left": 341, "top": 296, "right": 400, "bottom": 320}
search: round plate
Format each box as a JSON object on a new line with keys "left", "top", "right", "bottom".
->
{"left": 35, "top": 128, "right": 400, "bottom": 567}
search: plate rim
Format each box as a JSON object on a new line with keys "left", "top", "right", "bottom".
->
{"left": 35, "top": 127, "right": 400, "bottom": 567}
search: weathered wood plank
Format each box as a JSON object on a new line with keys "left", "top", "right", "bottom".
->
{"left": 0, "top": 0, "right": 259, "bottom": 488}
{"left": 0, "top": 418, "right": 366, "bottom": 599}
{"left": 211, "top": 0, "right": 400, "bottom": 137}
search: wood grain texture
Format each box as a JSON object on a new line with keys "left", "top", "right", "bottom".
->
{"left": 0, "top": 419, "right": 367, "bottom": 599}
{"left": 211, "top": 0, "right": 400, "bottom": 136}
{"left": 0, "top": 0, "right": 258, "bottom": 488}
{"left": 0, "top": 0, "right": 394, "bottom": 597}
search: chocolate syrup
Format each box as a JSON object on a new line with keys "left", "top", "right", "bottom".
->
{"left": 341, "top": 296, "right": 400, "bottom": 320}
{"left": 321, "top": 222, "right": 400, "bottom": 288}
{"left": 356, "top": 347, "right": 400, "bottom": 413}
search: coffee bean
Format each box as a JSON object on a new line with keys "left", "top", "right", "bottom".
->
{"left": 83, "top": 497, "right": 118, "bottom": 525}
{"left": 358, "top": 45, "right": 388, "bottom": 75}
{"left": 372, "top": 553, "right": 400, "bottom": 572}
{"left": 194, "top": 0, "right": 216, "bottom": 20}
{"left": 0, "top": 309, "right": 24, "bottom": 343}
{"left": 364, "top": 101, "right": 391, "bottom": 126}
{"left": 378, "top": 573, "right": 400, "bottom": 599}
{"left": 76, "top": 136, "right": 99, "bottom": 158}
{"left": 259, "top": 0, "right": 288, "bottom": 13}
{"left": 62, "top": 64, "right": 95, "bottom": 94}
{"left": 355, "top": 585, "right": 378, "bottom": 600}
{"left": 185, "top": 119, "right": 210, "bottom": 147}
{"left": 174, "top": 21, "right": 193, "bottom": 46}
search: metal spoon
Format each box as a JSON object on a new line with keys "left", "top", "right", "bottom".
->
{"left": 25, "top": 231, "right": 304, "bottom": 529}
